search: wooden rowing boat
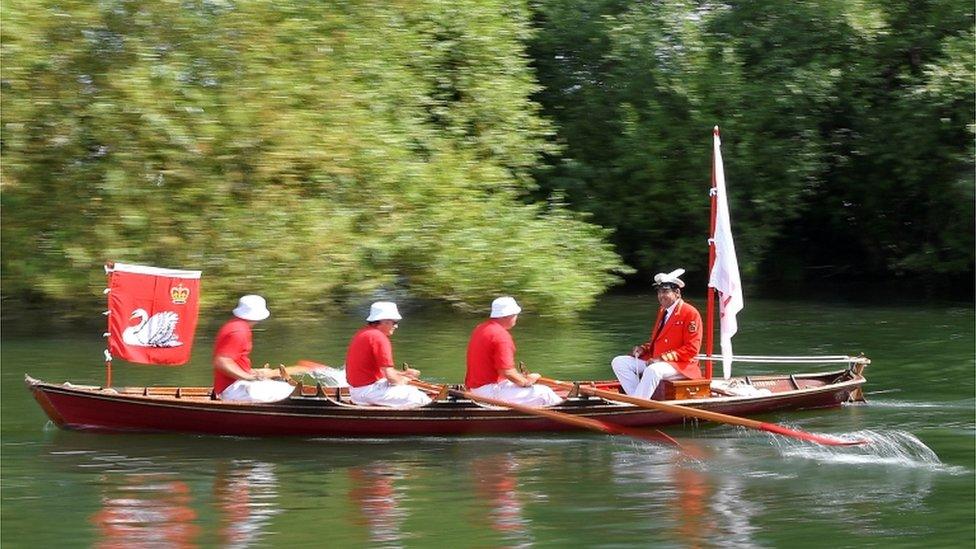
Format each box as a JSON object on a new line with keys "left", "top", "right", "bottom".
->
{"left": 25, "top": 361, "right": 866, "bottom": 438}
{"left": 25, "top": 131, "right": 872, "bottom": 442}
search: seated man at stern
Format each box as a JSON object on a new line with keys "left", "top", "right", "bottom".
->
{"left": 611, "top": 269, "right": 703, "bottom": 399}
{"left": 345, "top": 301, "right": 432, "bottom": 408}
{"left": 465, "top": 297, "right": 563, "bottom": 407}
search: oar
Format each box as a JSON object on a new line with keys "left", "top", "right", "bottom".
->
{"left": 406, "top": 378, "right": 679, "bottom": 446}
{"left": 537, "top": 377, "right": 867, "bottom": 447}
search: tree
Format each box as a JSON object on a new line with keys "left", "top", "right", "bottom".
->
{"left": 528, "top": 0, "right": 974, "bottom": 292}
{"left": 1, "top": 0, "right": 629, "bottom": 318}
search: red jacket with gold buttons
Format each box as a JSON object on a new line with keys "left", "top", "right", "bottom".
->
{"left": 637, "top": 299, "right": 703, "bottom": 379}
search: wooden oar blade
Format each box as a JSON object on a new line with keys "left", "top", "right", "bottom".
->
{"left": 758, "top": 423, "right": 869, "bottom": 446}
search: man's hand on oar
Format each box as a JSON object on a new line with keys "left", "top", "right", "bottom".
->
{"left": 538, "top": 377, "right": 868, "bottom": 447}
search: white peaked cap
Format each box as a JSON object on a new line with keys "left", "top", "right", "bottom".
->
{"left": 653, "top": 268, "right": 686, "bottom": 289}
{"left": 366, "top": 301, "right": 402, "bottom": 322}
{"left": 233, "top": 295, "right": 271, "bottom": 321}
{"left": 490, "top": 296, "right": 522, "bottom": 318}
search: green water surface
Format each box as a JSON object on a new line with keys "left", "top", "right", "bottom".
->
{"left": 2, "top": 295, "right": 973, "bottom": 548}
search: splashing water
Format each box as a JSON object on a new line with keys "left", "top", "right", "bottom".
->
{"left": 775, "top": 430, "right": 964, "bottom": 473}
{"left": 304, "top": 367, "right": 349, "bottom": 388}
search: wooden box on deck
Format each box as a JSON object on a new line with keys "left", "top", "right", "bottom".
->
{"left": 661, "top": 379, "right": 711, "bottom": 400}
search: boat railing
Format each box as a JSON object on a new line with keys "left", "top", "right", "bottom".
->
{"left": 695, "top": 354, "right": 870, "bottom": 365}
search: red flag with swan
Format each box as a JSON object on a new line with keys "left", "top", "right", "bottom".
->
{"left": 107, "top": 262, "right": 201, "bottom": 365}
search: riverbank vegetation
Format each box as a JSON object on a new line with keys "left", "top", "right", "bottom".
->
{"left": 2, "top": 1, "right": 972, "bottom": 319}
{"left": 529, "top": 0, "right": 973, "bottom": 290}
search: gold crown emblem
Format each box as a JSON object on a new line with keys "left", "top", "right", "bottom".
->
{"left": 170, "top": 283, "right": 190, "bottom": 305}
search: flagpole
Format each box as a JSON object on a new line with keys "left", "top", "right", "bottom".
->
{"left": 104, "top": 262, "right": 114, "bottom": 388}
{"left": 708, "top": 126, "right": 744, "bottom": 380}
{"left": 705, "top": 126, "right": 719, "bottom": 379}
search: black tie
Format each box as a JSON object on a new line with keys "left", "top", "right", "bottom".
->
{"left": 653, "top": 312, "right": 667, "bottom": 342}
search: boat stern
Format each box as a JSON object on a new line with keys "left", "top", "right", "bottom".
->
{"left": 847, "top": 355, "right": 871, "bottom": 402}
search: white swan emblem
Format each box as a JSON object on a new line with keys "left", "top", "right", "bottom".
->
{"left": 122, "top": 308, "right": 183, "bottom": 347}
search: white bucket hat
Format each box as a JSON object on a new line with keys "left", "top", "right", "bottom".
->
{"left": 233, "top": 295, "right": 271, "bottom": 321}
{"left": 653, "top": 268, "right": 686, "bottom": 289}
{"left": 366, "top": 301, "right": 402, "bottom": 322}
{"left": 490, "top": 296, "right": 522, "bottom": 318}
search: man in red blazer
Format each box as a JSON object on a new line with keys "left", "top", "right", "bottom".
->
{"left": 611, "top": 268, "right": 703, "bottom": 399}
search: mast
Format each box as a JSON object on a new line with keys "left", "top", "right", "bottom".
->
{"left": 705, "top": 126, "right": 719, "bottom": 379}
{"left": 104, "top": 262, "right": 114, "bottom": 388}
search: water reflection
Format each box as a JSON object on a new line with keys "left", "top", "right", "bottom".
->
{"left": 90, "top": 473, "right": 199, "bottom": 548}
{"left": 87, "top": 460, "right": 283, "bottom": 549}
{"left": 28, "top": 425, "right": 964, "bottom": 547}
{"left": 709, "top": 470, "right": 761, "bottom": 547}
{"left": 470, "top": 452, "right": 534, "bottom": 547}
{"left": 611, "top": 448, "right": 726, "bottom": 548}
{"left": 214, "top": 460, "right": 281, "bottom": 548}
{"left": 347, "top": 462, "right": 411, "bottom": 546}
{"left": 48, "top": 435, "right": 285, "bottom": 548}
{"left": 671, "top": 461, "right": 713, "bottom": 549}
{"left": 341, "top": 445, "right": 538, "bottom": 548}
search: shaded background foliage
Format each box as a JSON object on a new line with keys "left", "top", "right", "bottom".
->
{"left": 529, "top": 0, "right": 974, "bottom": 292}
{"left": 1, "top": 0, "right": 973, "bottom": 322}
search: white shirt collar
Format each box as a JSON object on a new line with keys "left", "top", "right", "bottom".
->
{"left": 664, "top": 299, "right": 681, "bottom": 320}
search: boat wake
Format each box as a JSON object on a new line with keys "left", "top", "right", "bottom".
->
{"left": 774, "top": 430, "right": 966, "bottom": 474}
{"left": 860, "top": 399, "right": 973, "bottom": 410}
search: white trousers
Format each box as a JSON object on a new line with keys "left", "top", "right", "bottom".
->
{"left": 349, "top": 379, "right": 432, "bottom": 408}
{"left": 470, "top": 380, "right": 563, "bottom": 407}
{"left": 611, "top": 356, "right": 682, "bottom": 399}
{"left": 220, "top": 379, "right": 295, "bottom": 403}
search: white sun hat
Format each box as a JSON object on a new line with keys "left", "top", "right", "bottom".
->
{"left": 233, "top": 295, "right": 271, "bottom": 321}
{"left": 490, "top": 296, "right": 522, "bottom": 318}
{"left": 366, "top": 301, "right": 402, "bottom": 322}
{"left": 653, "top": 268, "right": 686, "bottom": 289}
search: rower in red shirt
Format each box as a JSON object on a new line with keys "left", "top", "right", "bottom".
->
{"left": 465, "top": 297, "right": 562, "bottom": 406}
{"left": 213, "top": 295, "right": 293, "bottom": 402}
{"left": 611, "top": 268, "right": 703, "bottom": 399}
{"left": 346, "top": 302, "right": 431, "bottom": 408}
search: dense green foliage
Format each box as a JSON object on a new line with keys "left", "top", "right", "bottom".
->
{"left": 1, "top": 0, "right": 628, "bottom": 317}
{"left": 529, "top": 0, "right": 974, "bottom": 288}
{"left": 2, "top": 1, "right": 972, "bottom": 321}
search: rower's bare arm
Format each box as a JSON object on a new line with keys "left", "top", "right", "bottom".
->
{"left": 503, "top": 368, "right": 539, "bottom": 387}
{"left": 214, "top": 356, "right": 267, "bottom": 381}
{"left": 383, "top": 365, "right": 419, "bottom": 385}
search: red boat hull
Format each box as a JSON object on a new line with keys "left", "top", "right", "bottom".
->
{"left": 26, "top": 369, "right": 865, "bottom": 438}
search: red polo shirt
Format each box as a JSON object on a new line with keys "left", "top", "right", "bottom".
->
{"left": 345, "top": 325, "right": 395, "bottom": 388}
{"left": 212, "top": 318, "right": 253, "bottom": 394}
{"left": 465, "top": 320, "right": 516, "bottom": 389}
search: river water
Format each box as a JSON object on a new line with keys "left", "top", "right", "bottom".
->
{"left": 2, "top": 294, "right": 973, "bottom": 547}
